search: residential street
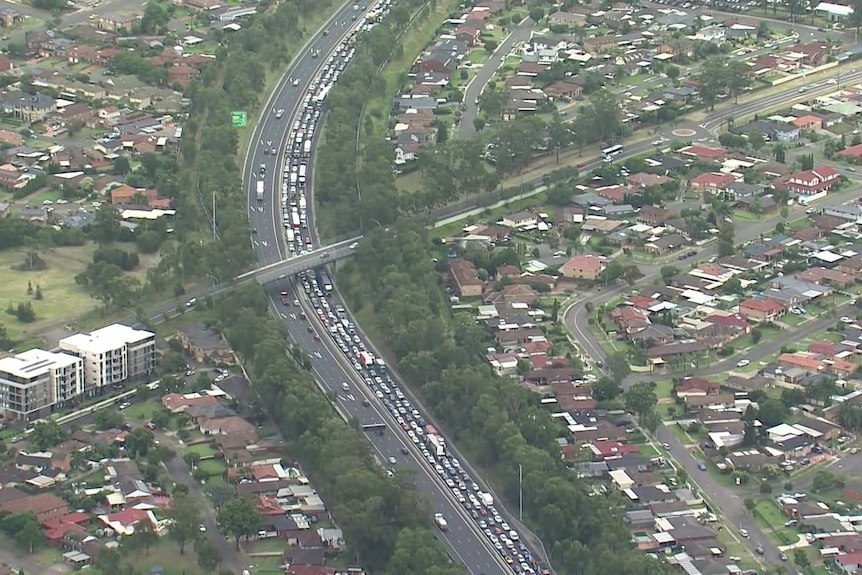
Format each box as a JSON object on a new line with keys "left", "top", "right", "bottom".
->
{"left": 157, "top": 431, "right": 246, "bottom": 574}
{"left": 655, "top": 424, "right": 801, "bottom": 574}
{"left": 458, "top": 17, "right": 533, "bottom": 138}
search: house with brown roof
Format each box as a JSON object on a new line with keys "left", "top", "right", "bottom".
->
{"left": 448, "top": 259, "right": 483, "bottom": 298}
{"left": 637, "top": 205, "right": 673, "bottom": 225}
{"left": 798, "top": 267, "right": 854, "bottom": 288}
{"left": 167, "top": 64, "right": 199, "bottom": 88}
{"left": 676, "top": 376, "right": 720, "bottom": 397}
{"left": 839, "top": 255, "right": 862, "bottom": 278}
{"left": 561, "top": 254, "right": 605, "bottom": 281}
{"left": 176, "top": 323, "right": 235, "bottom": 365}
{"left": 739, "top": 298, "right": 785, "bottom": 322}
{"left": 0, "top": 492, "right": 68, "bottom": 522}
{"left": 199, "top": 416, "right": 255, "bottom": 436}
{"left": 626, "top": 173, "right": 672, "bottom": 188}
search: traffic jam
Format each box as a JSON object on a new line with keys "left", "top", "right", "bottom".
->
{"left": 292, "top": 270, "right": 547, "bottom": 575}
{"left": 275, "top": 1, "right": 392, "bottom": 256}
{"left": 272, "top": 1, "right": 546, "bottom": 573}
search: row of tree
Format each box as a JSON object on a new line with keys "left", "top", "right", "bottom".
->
{"left": 337, "top": 221, "right": 674, "bottom": 574}
{"left": 210, "top": 286, "right": 464, "bottom": 574}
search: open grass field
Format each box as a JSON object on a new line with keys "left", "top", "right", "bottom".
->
{"left": 0, "top": 242, "right": 162, "bottom": 345}
{"left": 0, "top": 244, "right": 97, "bottom": 343}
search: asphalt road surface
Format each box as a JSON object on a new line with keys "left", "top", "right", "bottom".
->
{"left": 266, "top": 279, "right": 512, "bottom": 575}
{"left": 459, "top": 18, "right": 533, "bottom": 138}
{"left": 240, "top": 3, "right": 519, "bottom": 573}
{"left": 157, "top": 429, "right": 244, "bottom": 573}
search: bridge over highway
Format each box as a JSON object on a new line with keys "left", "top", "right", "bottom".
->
{"left": 234, "top": 237, "right": 360, "bottom": 285}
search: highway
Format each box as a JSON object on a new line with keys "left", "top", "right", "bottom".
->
{"left": 239, "top": 1, "right": 519, "bottom": 573}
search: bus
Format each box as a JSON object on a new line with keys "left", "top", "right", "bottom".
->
{"left": 362, "top": 423, "right": 386, "bottom": 432}
{"left": 601, "top": 144, "right": 624, "bottom": 162}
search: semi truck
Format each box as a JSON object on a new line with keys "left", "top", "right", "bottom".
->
{"left": 256, "top": 181, "right": 264, "bottom": 201}
{"left": 427, "top": 434, "right": 445, "bottom": 457}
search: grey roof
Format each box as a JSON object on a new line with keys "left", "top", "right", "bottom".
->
{"left": 4, "top": 91, "right": 55, "bottom": 110}
{"left": 572, "top": 192, "right": 612, "bottom": 207}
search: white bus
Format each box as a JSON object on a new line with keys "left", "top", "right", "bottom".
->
{"left": 601, "top": 144, "right": 624, "bottom": 162}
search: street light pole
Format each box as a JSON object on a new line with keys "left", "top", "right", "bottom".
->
{"left": 518, "top": 463, "right": 523, "bottom": 522}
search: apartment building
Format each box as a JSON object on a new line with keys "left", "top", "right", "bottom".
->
{"left": 59, "top": 324, "right": 155, "bottom": 394}
{"left": 0, "top": 349, "right": 83, "bottom": 421}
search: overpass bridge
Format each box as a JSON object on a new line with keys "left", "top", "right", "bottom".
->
{"left": 235, "top": 237, "right": 361, "bottom": 285}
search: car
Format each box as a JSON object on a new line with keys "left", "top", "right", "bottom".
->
{"left": 275, "top": 108, "right": 284, "bottom": 118}
{"left": 756, "top": 546, "right": 764, "bottom": 555}
{"left": 806, "top": 207, "right": 818, "bottom": 214}
{"left": 388, "top": 456, "right": 397, "bottom": 465}
{"left": 740, "top": 528, "right": 749, "bottom": 538}
{"left": 349, "top": 242, "right": 358, "bottom": 249}
{"left": 293, "top": 78, "right": 301, "bottom": 86}
{"left": 698, "top": 462, "right": 707, "bottom": 471}
{"left": 400, "top": 446, "right": 409, "bottom": 455}
{"left": 736, "top": 359, "right": 750, "bottom": 368}
{"left": 199, "top": 523, "right": 207, "bottom": 532}
{"left": 841, "top": 316, "right": 855, "bottom": 324}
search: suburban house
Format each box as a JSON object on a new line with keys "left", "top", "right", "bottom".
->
{"left": 738, "top": 298, "right": 785, "bottom": 322}
{"left": 175, "top": 324, "right": 235, "bottom": 365}
{"left": 785, "top": 166, "right": 841, "bottom": 196}
{"left": 449, "top": 259, "right": 484, "bottom": 298}
{"left": 560, "top": 255, "right": 605, "bottom": 281}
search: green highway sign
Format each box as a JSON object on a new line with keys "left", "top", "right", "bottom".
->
{"left": 230, "top": 111, "right": 247, "bottom": 127}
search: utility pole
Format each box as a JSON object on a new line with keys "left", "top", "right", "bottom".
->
{"left": 518, "top": 463, "right": 523, "bottom": 522}
{"left": 212, "top": 191, "right": 217, "bottom": 240}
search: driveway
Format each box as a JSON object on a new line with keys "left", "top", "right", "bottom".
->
{"left": 657, "top": 424, "right": 800, "bottom": 574}
{"left": 458, "top": 18, "right": 533, "bottom": 138}
{"left": 157, "top": 431, "right": 246, "bottom": 574}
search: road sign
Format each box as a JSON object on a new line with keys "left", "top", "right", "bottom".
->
{"left": 230, "top": 111, "right": 247, "bottom": 127}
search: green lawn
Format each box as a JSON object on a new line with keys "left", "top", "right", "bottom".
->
{"left": 0, "top": 244, "right": 98, "bottom": 344}
{"left": 187, "top": 442, "right": 217, "bottom": 457}
{"left": 86, "top": 539, "right": 205, "bottom": 575}
{"left": 121, "top": 398, "right": 164, "bottom": 422}
{"left": 198, "top": 459, "right": 227, "bottom": 476}
{"left": 751, "top": 498, "right": 798, "bottom": 546}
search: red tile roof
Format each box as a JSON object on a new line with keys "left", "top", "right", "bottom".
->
{"left": 740, "top": 298, "right": 784, "bottom": 313}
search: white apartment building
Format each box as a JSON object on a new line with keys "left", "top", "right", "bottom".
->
{"left": 0, "top": 349, "right": 84, "bottom": 421}
{"left": 59, "top": 323, "right": 156, "bottom": 394}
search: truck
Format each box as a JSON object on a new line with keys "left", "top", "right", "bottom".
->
{"left": 280, "top": 292, "right": 290, "bottom": 306}
{"left": 299, "top": 196, "right": 307, "bottom": 211}
{"left": 291, "top": 211, "right": 301, "bottom": 228}
{"left": 480, "top": 492, "right": 493, "bottom": 507}
{"left": 256, "top": 181, "right": 264, "bottom": 201}
{"left": 303, "top": 140, "right": 312, "bottom": 156}
{"left": 357, "top": 351, "right": 374, "bottom": 367}
{"left": 427, "top": 434, "right": 445, "bottom": 457}
{"left": 286, "top": 229, "right": 295, "bottom": 244}
{"left": 434, "top": 513, "right": 448, "bottom": 531}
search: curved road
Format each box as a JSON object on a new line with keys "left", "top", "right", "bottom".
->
{"left": 459, "top": 18, "right": 533, "bottom": 138}
{"left": 240, "top": 3, "right": 517, "bottom": 573}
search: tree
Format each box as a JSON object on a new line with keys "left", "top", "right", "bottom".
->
{"left": 129, "top": 519, "right": 157, "bottom": 556}
{"left": 94, "top": 409, "right": 124, "bottom": 430}
{"left": 605, "top": 351, "right": 631, "bottom": 381}
{"left": 195, "top": 537, "right": 220, "bottom": 574}
{"left": 624, "top": 381, "right": 658, "bottom": 417}
{"left": 29, "top": 420, "right": 66, "bottom": 451}
{"left": 169, "top": 494, "right": 201, "bottom": 555}
{"left": 751, "top": 328, "right": 762, "bottom": 345}
{"left": 591, "top": 377, "right": 621, "bottom": 402}
{"left": 757, "top": 398, "right": 787, "bottom": 427}
{"left": 793, "top": 548, "right": 810, "bottom": 567}
{"left": 112, "top": 156, "right": 131, "bottom": 175}
{"left": 0, "top": 512, "right": 43, "bottom": 553}
{"left": 183, "top": 452, "right": 202, "bottom": 468}
{"left": 125, "top": 428, "right": 155, "bottom": 458}
{"left": 217, "top": 496, "right": 261, "bottom": 549}
{"left": 812, "top": 470, "right": 840, "bottom": 493}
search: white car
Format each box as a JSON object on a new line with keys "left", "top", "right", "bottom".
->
{"left": 388, "top": 456, "right": 397, "bottom": 465}
{"left": 841, "top": 316, "right": 855, "bottom": 324}
{"left": 736, "top": 359, "right": 750, "bottom": 368}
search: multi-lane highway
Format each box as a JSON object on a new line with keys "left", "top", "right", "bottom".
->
{"left": 240, "top": 2, "right": 528, "bottom": 573}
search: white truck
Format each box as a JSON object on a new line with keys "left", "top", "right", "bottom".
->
{"left": 256, "top": 181, "right": 264, "bottom": 201}
{"left": 299, "top": 196, "right": 307, "bottom": 211}
{"left": 303, "top": 140, "right": 312, "bottom": 156}
{"left": 480, "top": 492, "right": 493, "bottom": 507}
{"left": 434, "top": 513, "right": 448, "bottom": 531}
